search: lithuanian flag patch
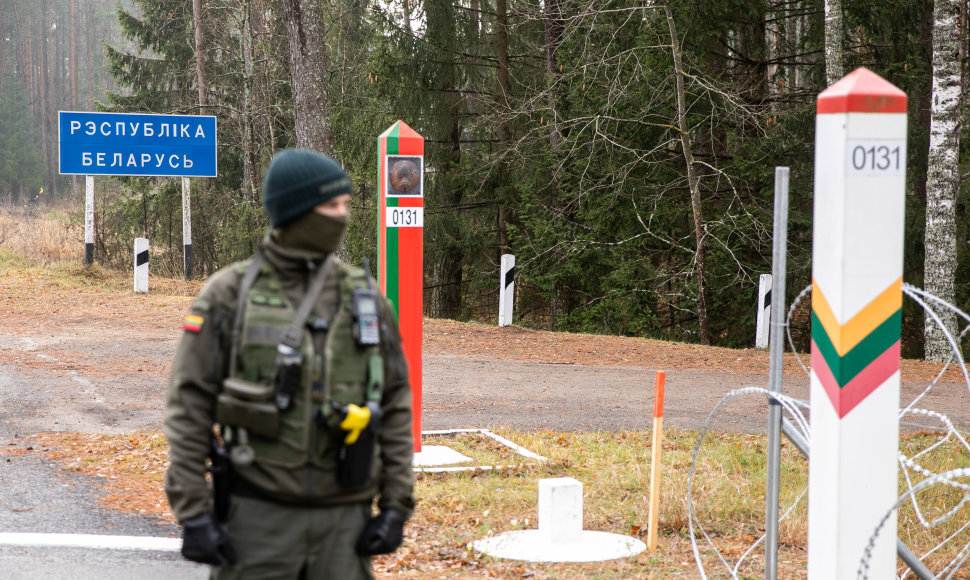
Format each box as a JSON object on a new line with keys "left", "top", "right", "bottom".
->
{"left": 182, "top": 314, "right": 205, "bottom": 333}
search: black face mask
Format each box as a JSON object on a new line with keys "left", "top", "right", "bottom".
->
{"left": 275, "top": 211, "right": 348, "bottom": 256}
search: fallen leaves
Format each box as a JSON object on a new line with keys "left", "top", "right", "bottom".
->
{"left": 28, "top": 431, "right": 175, "bottom": 525}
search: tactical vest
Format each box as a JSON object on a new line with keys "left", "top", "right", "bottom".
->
{"left": 215, "top": 257, "right": 383, "bottom": 470}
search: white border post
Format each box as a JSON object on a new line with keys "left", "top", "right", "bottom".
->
{"left": 807, "top": 68, "right": 907, "bottom": 580}
{"left": 499, "top": 254, "right": 515, "bottom": 327}
{"left": 182, "top": 177, "right": 192, "bottom": 279}
{"left": 133, "top": 238, "right": 149, "bottom": 293}
{"left": 756, "top": 274, "right": 772, "bottom": 349}
{"left": 84, "top": 175, "right": 94, "bottom": 265}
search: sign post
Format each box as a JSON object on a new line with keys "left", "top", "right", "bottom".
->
{"left": 377, "top": 120, "right": 424, "bottom": 452}
{"left": 84, "top": 175, "right": 94, "bottom": 266}
{"left": 807, "top": 68, "right": 906, "bottom": 579}
{"left": 182, "top": 177, "right": 192, "bottom": 279}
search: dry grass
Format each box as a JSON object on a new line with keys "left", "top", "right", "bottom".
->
{"left": 0, "top": 204, "right": 81, "bottom": 266}
{"left": 13, "top": 428, "right": 969, "bottom": 578}
{"left": 18, "top": 428, "right": 810, "bottom": 578}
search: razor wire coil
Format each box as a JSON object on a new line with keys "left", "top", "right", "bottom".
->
{"left": 687, "top": 283, "right": 970, "bottom": 580}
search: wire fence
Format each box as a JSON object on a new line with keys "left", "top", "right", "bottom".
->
{"left": 687, "top": 283, "right": 970, "bottom": 579}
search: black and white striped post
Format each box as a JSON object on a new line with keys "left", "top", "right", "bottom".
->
{"left": 182, "top": 177, "right": 192, "bottom": 279}
{"left": 134, "top": 238, "right": 149, "bottom": 293}
{"left": 756, "top": 274, "right": 772, "bottom": 349}
{"left": 84, "top": 175, "right": 94, "bottom": 265}
{"left": 498, "top": 254, "right": 515, "bottom": 327}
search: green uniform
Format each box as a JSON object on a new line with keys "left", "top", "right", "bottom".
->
{"left": 164, "top": 231, "right": 415, "bottom": 577}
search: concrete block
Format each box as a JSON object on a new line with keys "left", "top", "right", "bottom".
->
{"left": 538, "top": 477, "right": 582, "bottom": 543}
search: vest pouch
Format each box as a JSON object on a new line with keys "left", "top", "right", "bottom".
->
{"left": 334, "top": 401, "right": 381, "bottom": 487}
{"left": 224, "top": 378, "right": 274, "bottom": 401}
{"left": 337, "top": 427, "right": 375, "bottom": 487}
{"left": 216, "top": 379, "right": 280, "bottom": 438}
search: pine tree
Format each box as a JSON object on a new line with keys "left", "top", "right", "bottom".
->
{"left": 0, "top": 62, "right": 44, "bottom": 202}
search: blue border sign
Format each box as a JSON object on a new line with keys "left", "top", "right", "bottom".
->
{"left": 59, "top": 111, "right": 217, "bottom": 177}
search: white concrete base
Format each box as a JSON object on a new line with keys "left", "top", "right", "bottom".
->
{"left": 413, "top": 430, "right": 547, "bottom": 473}
{"left": 470, "top": 529, "right": 646, "bottom": 562}
{"left": 412, "top": 445, "right": 472, "bottom": 467}
{"left": 470, "top": 477, "right": 646, "bottom": 562}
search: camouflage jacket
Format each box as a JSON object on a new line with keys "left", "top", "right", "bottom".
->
{"left": 163, "top": 232, "right": 414, "bottom": 522}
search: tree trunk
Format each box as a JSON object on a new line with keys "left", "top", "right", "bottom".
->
{"left": 250, "top": 0, "right": 273, "bottom": 167}
{"left": 402, "top": 0, "right": 412, "bottom": 33}
{"left": 0, "top": 7, "right": 5, "bottom": 77}
{"left": 193, "top": 0, "right": 207, "bottom": 110}
{"left": 191, "top": 0, "right": 211, "bottom": 212}
{"left": 53, "top": 1, "right": 61, "bottom": 110}
{"left": 923, "top": 0, "right": 964, "bottom": 361}
{"left": 12, "top": 0, "right": 25, "bottom": 91}
{"left": 496, "top": 0, "right": 510, "bottom": 143}
{"left": 39, "top": 0, "right": 52, "bottom": 196}
{"left": 432, "top": 119, "right": 464, "bottom": 322}
{"left": 495, "top": 0, "right": 511, "bottom": 258}
{"left": 241, "top": 0, "right": 257, "bottom": 203}
{"left": 25, "top": 4, "right": 34, "bottom": 118}
{"left": 70, "top": 0, "right": 77, "bottom": 196}
{"left": 85, "top": 2, "right": 92, "bottom": 105}
{"left": 281, "top": 0, "right": 334, "bottom": 154}
{"left": 824, "top": 0, "right": 843, "bottom": 85}
{"left": 663, "top": 0, "right": 710, "bottom": 345}
{"left": 765, "top": 0, "right": 780, "bottom": 108}
{"left": 70, "top": 0, "right": 76, "bottom": 110}
{"left": 543, "top": 0, "right": 563, "bottom": 146}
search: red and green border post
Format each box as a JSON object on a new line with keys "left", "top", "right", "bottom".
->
{"left": 378, "top": 121, "right": 424, "bottom": 452}
{"left": 808, "top": 68, "right": 906, "bottom": 579}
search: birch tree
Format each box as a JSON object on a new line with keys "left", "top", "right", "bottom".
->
{"left": 824, "top": 0, "right": 843, "bottom": 85}
{"left": 923, "top": 0, "right": 964, "bottom": 361}
{"left": 192, "top": 0, "right": 206, "bottom": 110}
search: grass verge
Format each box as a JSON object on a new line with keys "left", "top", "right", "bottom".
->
{"left": 12, "top": 428, "right": 968, "bottom": 578}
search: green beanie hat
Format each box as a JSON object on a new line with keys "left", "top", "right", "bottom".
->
{"left": 262, "top": 149, "right": 352, "bottom": 227}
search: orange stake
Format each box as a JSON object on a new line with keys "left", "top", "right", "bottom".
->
{"left": 647, "top": 371, "right": 665, "bottom": 551}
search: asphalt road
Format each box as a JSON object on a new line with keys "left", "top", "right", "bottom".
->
{"left": 0, "top": 362, "right": 206, "bottom": 579}
{"left": 1, "top": 337, "right": 968, "bottom": 577}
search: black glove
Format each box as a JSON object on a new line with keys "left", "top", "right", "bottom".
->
{"left": 181, "top": 513, "right": 238, "bottom": 566}
{"left": 355, "top": 508, "right": 406, "bottom": 556}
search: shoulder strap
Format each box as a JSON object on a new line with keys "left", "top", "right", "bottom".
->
{"left": 228, "top": 250, "right": 266, "bottom": 379}
{"left": 278, "top": 256, "right": 335, "bottom": 351}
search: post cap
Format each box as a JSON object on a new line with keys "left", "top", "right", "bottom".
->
{"left": 817, "top": 67, "right": 907, "bottom": 114}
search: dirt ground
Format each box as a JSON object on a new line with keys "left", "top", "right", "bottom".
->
{"left": 0, "top": 263, "right": 966, "bottom": 436}
{"left": 1, "top": 263, "right": 968, "bottom": 578}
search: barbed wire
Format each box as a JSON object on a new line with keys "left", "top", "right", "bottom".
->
{"left": 687, "top": 283, "right": 970, "bottom": 579}
{"left": 687, "top": 386, "right": 811, "bottom": 579}
{"left": 858, "top": 468, "right": 970, "bottom": 580}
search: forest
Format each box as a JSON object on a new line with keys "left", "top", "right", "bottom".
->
{"left": 0, "top": 0, "right": 966, "bottom": 359}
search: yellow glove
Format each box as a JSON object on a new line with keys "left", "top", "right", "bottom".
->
{"left": 339, "top": 404, "right": 372, "bottom": 445}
